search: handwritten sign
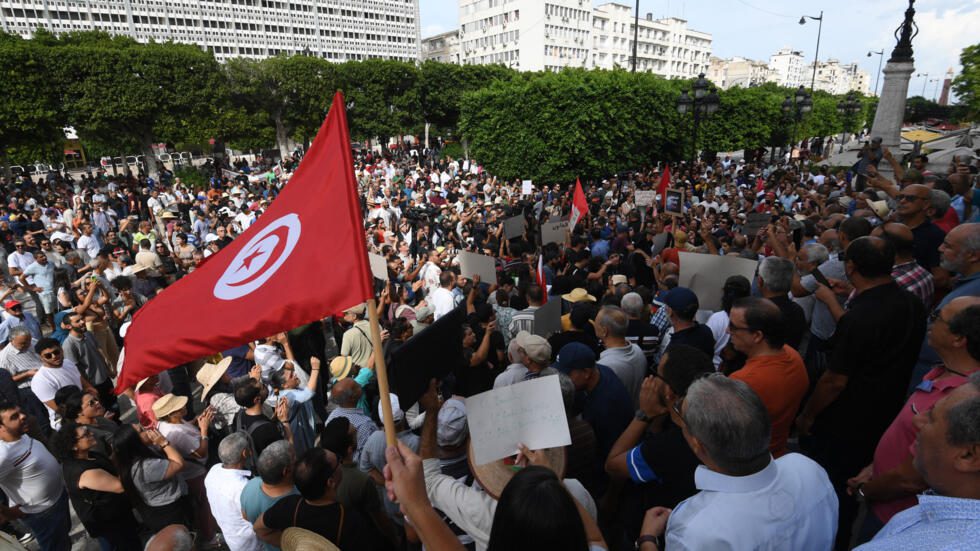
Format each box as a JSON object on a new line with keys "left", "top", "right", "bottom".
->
{"left": 521, "top": 180, "right": 533, "bottom": 196}
{"left": 541, "top": 220, "right": 570, "bottom": 246}
{"left": 466, "top": 376, "right": 572, "bottom": 465}
{"left": 635, "top": 190, "right": 657, "bottom": 207}
{"left": 368, "top": 253, "right": 388, "bottom": 281}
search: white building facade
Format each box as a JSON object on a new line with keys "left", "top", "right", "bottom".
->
{"left": 0, "top": 0, "right": 421, "bottom": 63}
{"left": 454, "top": 0, "right": 710, "bottom": 76}
{"left": 591, "top": 4, "right": 710, "bottom": 78}
{"left": 422, "top": 29, "right": 460, "bottom": 63}
{"left": 767, "top": 48, "right": 807, "bottom": 89}
{"left": 707, "top": 56, "right": 772, "bottom": 90}
{"left": 811, "top": 60, "right": 872, "bottom": 95}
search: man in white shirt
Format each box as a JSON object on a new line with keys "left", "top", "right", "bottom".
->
{"left": 29, "top": 338, "right": 93, "bottom": 431}
{"left": 429, "top": 271, "right": 456, "bottom": 321}
{"left": 0, "top": 402, "right": 71, "bottom": 551}
{"left": 6, "top": 240, "right": 34, "bottom": 283}
{"left": 75, "top": 223, "right": 101, "bottom": 259}
{"left": 639, "top": 374, "right": 838, "bottom": 551}
{"left": 205, "top": 433, "right": 262, "bottom": 551}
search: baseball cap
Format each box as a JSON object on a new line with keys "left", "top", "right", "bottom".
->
{"left": 514, "top": 331, "right": 551, "bottom": 364}
{"left": 378, "top": 392, "right": 404, "bottom": 423}
{"left": 662, "top": 287, "right": 699, "bottom": 313}
{"left": 554, "top": 342, "right": 597, "bottom": 375}
{"left": 437, "top": 398, "right": 468, "bottom": 448}
{"left": 3, "top": 300, "right": 21, "bottom": 310}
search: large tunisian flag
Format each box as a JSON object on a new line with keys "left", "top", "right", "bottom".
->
{"left": 657, "top": 165, "right": 671, "bottom": 208}
{"left": 116, "top": 92, "right": 373, "bottom": 392}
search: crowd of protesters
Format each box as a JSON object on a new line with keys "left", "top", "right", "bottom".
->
{"left": 0, "top": 138, "right": 978, "bottom": 551}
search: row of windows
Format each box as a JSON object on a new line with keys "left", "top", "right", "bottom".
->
{"left": 544, "top": 3, "right": 589, "bottom": 22}
{"left": 461, "top": 10, "right": 518, "bottom": 33}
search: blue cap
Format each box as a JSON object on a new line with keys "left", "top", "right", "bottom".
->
{"left": 555, "top": 342, "right": 597, "bottom": 374}
{"left": 663, "top": 287, "right": 699, "bottom": 313}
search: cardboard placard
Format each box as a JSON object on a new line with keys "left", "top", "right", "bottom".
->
{"left": 503, "top": 215, "right": 525, "bottom": 240}
{"left": 466, "top": 376, "right": 572, "bottom": 466}
{"left": 533, "top": 298, "right": 562, "bottom": 338}
{"left": 458, "top": 250, "right": 498, "bottom": 284}
{"left": 389, "top": 306, "right": 466, "bottom": 409}
{"left": 541, "top": 220, "right": 570, "bottom": 246}
{"left": 664, "top": 189, "right": 684, "bottom": 216}
{"left": 741, "top": 212, "right": 771, "bottom": 237}
{"left": 677, "top": 252, "right": 759, "bottom": 311}
{"left": 368, "top": 253, "right": 389, "bottom": 281}
{"left": 635, "top": 190, "right": 657, "bottom": 207}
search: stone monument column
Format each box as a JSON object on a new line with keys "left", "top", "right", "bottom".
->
{"left": 870, "top": 0, "right": 918, "bottom": 181}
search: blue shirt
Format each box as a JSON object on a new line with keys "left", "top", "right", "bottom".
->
{"left": 0, "top": 313, "right": 42, "bottom": 344}
{"left": 937, "top": 271, "right": 980, "bottom": 311}
{"left": 855, "top": 494, "right": 980, "bottom": 551}
{"left": 240, "top": 477, "right": 298, "bottom": 551}
{"left": 581, "top": 365, "right": 633, "bottom": 465}
{"left": 590, "top": 239, "right": 610, "bottom": 260}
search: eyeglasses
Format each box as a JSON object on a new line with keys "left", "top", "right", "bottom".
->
{"left": 728, "top": 322, "right": 754, "bottom": 333}
{"left": 896, "top": 194, "right": 928, "bottom": 202}
{"left": 41, "top": 350, "right": 62, "bottom": 359}
{"left": 928, "top": 309, "right": 948, "bottom": 326}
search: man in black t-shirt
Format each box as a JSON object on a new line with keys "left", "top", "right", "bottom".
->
{"left": 233, "top": 376, "right": 290, "bottom": 458}
{"left": 255, "top": 448, "right": 376, "bottom": 551}
{"left": 661, "top": 287, "right": 715, "bottom": 359}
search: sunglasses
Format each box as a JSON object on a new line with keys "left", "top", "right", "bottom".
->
{"left": 896, "top": 194, "right": 928, "bottom": 202}
{"left": 42, "top": 350, "right": 62, "bottom": 359}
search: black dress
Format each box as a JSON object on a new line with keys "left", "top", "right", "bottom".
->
{"left": 62, "top": 452, "right": 141, "bottom": 549}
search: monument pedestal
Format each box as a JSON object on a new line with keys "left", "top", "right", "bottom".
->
{"left": 870, "top": 60, "right": 914, "bottom": 182}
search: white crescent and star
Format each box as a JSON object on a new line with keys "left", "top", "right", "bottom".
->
{"left": 213, "top": 213, "right": 302, "bottom": 300}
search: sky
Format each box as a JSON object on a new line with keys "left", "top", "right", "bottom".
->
{"left": 419, "top": 0, "right": 980, "bottom": 100}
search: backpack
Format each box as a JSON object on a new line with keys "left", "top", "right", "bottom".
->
{"left": 233, "top": 408, "right": 284, "bottom": 470}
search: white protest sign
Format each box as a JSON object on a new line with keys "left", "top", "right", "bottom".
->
{"left": 541, "top": 219, "right": 570, "bottom": 246}
{"left": 368, "top": 253, "right": 389, "bottom": 281}
{"left": 521, "top": 180, "right": 533, "bottom": 196}
{"left": 678, "top": 252, "right": 759, "bottom": 311}
{"left": 466, "top": 376, "right": 572, "bottom": 465}
{"left": 458, "top": 250, "right": 497, "bottom": 284}
{"left": 635, "top": 190, "right": 657, "bottom": 207}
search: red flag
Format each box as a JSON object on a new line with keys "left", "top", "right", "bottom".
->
{"left": 536, "top": 254, "right": 548, "bottom": 304}
{"left": 116, "top": 92, "right": 373, "bottom": 392}
{"left": 570, "top": 178, "right": 588, "bottom": 229}
{"left": 657, "top": 165, "right": 672, "bottom": 208}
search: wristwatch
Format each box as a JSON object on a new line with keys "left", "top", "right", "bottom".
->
{"left": 635, "top": 534, "right": 663, "bottom": 551}
{"left": 634, "top": 409, "right": 654, "bottom": 423}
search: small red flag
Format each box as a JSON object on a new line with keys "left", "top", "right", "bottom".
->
{"left": 657, "top": 165, "right": 672, "bottom": 208}
{"left": 570, "top": 178, "right": 588, "bottom": 229}
{"left": 536, "top": 254, "right": 548, "bottom": 304}
{"left": 116, "top": 92, "right": 373, "bottom": 392}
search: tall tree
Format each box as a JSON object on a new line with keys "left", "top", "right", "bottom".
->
{"left": 339, "top": 60, "right": 421, "bottom": 150}
{"left": 952, "top": 43, "right": 980, "bottom": 118}
{"left": 0, "top": 33, "right": 63, "bottom": 179}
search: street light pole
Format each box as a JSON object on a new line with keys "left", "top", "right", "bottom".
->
{"left": 867, "top": 49, "right": 884, "bottom": 96}
{"left": 915, "top": 72, "right": 929, "bottom": 96}
{"left": 800, "top": 11, "right": 824, "bottom": 94}
{"left": 676, "top": 73, "right": 719, "bottom": 167}
{"left": 632, "top": 0, "right": 640, "bottom": 73}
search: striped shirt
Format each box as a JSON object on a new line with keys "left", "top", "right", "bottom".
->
{"left": 508, "top": 306, "right": 539, "bottom": 340}
{"left": 892, "top": 261, "right": 934, "bottom": 309}
{"left": 0, "top": 340, "right": 41, "bottom": 389}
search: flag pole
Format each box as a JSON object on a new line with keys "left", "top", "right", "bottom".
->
{"left": 366, "top": 297, "right": 397, "bottom": 446}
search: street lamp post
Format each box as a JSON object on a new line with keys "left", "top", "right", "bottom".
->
{"left": 867, "top": 49, "right": 884, "bottom": 96}
{"left": 915, "top": 72, "right": 929, "bottom": 96}
{"left": 632, "top": 0, "right": 640, "bottom": 72}
{"left": 781, "top": 85, "right": 813, "bottom": 164}
{"left": 836, "top": 91, "right": 861, "bottom": 153}
{"left": 800, "top": 11, "right": 824, "bottom": 94}
{"left": 677, "top": 74, "right": 720, "bottom": 167}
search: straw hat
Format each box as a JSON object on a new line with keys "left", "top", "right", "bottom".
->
{"left": 196, "top": 357, "right": 232, "bottom": 399}
{"left": 160, "top": 211, "right": 178, "bottom": 220}
{"left": 329, "top": 356, "right": 353, "bottom": 380}
{"left": 870, "top": 200, "right": 890, "bottom": 219}
{"left": 561, "top": 288, "right": 596, "bottom": 303}
{"left": 468, "top": 441, "right": 567, "bottom": 500}
{"left": 151, "top": 393, "right": 188, "bottom": 420}
{"left": 280, "top": 527, "right": 340, "bottom": 551}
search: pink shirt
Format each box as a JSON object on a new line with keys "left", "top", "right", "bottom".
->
{"left": 871, "top": 366, "right": 967, "bottom": 522}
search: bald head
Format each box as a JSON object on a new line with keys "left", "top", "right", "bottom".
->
{"left": 874, "top": 222, "right": 915, "bottom": 262}
{"left": 330, "top": 378, "right": 361, "bottom": 407}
